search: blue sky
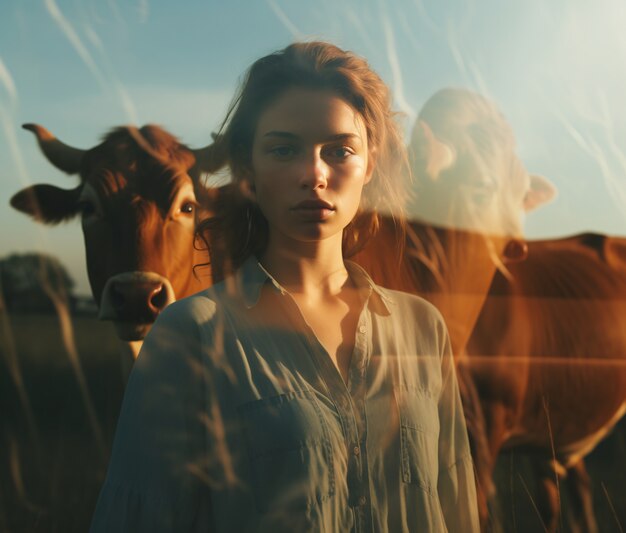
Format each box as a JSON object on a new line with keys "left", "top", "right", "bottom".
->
{"left": 1, "top": 0, "right": 625, "bottom": 294}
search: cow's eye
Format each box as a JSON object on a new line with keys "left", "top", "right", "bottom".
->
{"left": 77, "top": 200, "right": 96, "bottom": 217}
{"left": 467, "top": 181, "right": 496, "bottom": 207}
{"left": 180, "top": 202, "right": 195, "bottom": 215}
{"left": 472, "top": 190, "right": 494, "bottom": 206}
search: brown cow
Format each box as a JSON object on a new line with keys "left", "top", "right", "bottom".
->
{"left": 468, "top": 233, "right": 626, "bottom": 532}
{"left": 413, "top": 89, "right": 624, "bottom": 532}
{"left": 353, "top": 88, "right": 557, "bottom": 528}
{"left": 10, "top": 124, "right": 217, "bottom": 368}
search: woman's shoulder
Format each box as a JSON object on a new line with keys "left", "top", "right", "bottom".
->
{"left": 136, "top": 283, "right": 231, "bottom": 364}
{"left": 380, "top": 285, "right": 444, "bottom": 319}
{"left": 376, "top": 285, "right": 449, "bottom": 338}
{"left": 151, "top": 281, "right": 232, "bottom": 329}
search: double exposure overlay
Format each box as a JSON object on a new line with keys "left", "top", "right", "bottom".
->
{"left": 1, "top": 1, "right": 625, "bottom": 531}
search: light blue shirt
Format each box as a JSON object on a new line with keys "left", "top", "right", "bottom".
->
{"left": 91, "top": 257, "right": 479, "bottom": 532}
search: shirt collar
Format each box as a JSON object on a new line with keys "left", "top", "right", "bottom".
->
{"left": 237, "top": 255, "right": 394, "bottom": 315}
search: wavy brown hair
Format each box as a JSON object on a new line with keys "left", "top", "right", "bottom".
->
{"left": 197, "top": 41, "right": 410, "bottom": 274}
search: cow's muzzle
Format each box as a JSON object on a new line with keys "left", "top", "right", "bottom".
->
{"left": 99, "top": 271, "right": 176, "bottom": 340}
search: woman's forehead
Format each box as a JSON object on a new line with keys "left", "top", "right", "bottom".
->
{"left": 254, "top": 87, "right": 367, "bottom": 143}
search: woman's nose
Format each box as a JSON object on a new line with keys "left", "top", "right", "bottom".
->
{"left": 299, "top": 153, "right": 328, "bottom": 190}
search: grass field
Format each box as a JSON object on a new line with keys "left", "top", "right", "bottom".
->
{"left": 1, "top": 312, "right": 624, "bottom": 532}
{"left": 1, "top": 313, "right": 123, "bottom": 532}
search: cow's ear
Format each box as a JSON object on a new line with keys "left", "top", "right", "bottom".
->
{"left": 10, "top": 184, "right": 82, "bottom": 224}
{"left": 412, "top": 120, "right": 456, "bottom": 181}
{"left": 523, "top": 174, "right": 557, "bottom": 212}
{"left": 604, "top": 237, "right": 626, "bottom": 272}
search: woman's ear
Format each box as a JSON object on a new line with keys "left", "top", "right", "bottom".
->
{"left": 238, "top": 174, "right": 257, "bottom": 201}
{"left": 365, "top": 147, "right": 377, "bottom": 184}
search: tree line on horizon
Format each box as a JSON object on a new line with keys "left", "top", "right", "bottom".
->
{"left": 0, "top": 252, "right": 96, "bottom": 315}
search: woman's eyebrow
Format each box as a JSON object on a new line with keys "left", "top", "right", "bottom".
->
{"left": 325, "top": 133, "right": 362, "bottom": 142}
{"left": 263, "top": 131, "right": 362, "bottom": 142}
{"left": 263, "top": 131, "right": 300, "bottom": 139}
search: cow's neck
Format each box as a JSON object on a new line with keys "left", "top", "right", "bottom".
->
{"left": 352, "top": 218, "right": 500, "bottom": 355}
{"left": 421, "top": 223, "right": 501, "bottom": 355}
{"left": 118, "top": 339, "right": 142, "bottom": 384}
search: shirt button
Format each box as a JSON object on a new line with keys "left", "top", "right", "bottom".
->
{"left": 359, "top": 325, "right": 366, "bottom": 334}
{"left": 359, "top": 496, "right": 367, "bottom": 506}
{"left": 353, "top": 446, "right": 360, "bottom": 456}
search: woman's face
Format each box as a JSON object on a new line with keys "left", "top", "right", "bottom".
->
{"left": 249, "top": 87, "right": 374, "bottom": 246}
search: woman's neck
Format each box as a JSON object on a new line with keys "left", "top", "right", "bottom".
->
{"left": 259, "top": 233, "right": 350, "bottom": 300}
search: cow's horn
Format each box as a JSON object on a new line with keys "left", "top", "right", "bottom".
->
{"left": 23, "top": 123, "right": 85, "bottom": 175}
{"left": 191, "top": 133, "right": 228, "bottom": 174}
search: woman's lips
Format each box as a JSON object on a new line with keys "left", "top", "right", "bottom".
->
{"left": 291, "top": 200, "right": 335, "bottom": 220}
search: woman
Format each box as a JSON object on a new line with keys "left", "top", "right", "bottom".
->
{"left": 91, "top": 41, "right": 479, "bottom": 532}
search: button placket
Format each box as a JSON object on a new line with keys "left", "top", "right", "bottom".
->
{"left": 281, "top": 277, "right": 377, "bottom": 532}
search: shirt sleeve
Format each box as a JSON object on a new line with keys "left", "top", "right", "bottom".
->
{"left": 436, "top": 322, "right": 481, "bottom": 533}
{"left": 90, "top": 300, "right": 214, "bottom": 532}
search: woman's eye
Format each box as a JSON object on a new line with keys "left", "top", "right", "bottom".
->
{"left": 327, "top": 146, "right": 353, "bottom": 159}
{"left": 270, "top": 145, "right": 296, "bottom": 158}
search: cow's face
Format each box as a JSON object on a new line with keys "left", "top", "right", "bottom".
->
{"left": 10, "top": 125, "right": 215, "bottom": 341}
{"left": 408, "top": 89, "right": 556, "bottom": 263}
{"left": 78, "top": 166, "right": 210, "bottom": 341}
{"left": 396, "top": 90, "right": 557, "bottom": 351}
